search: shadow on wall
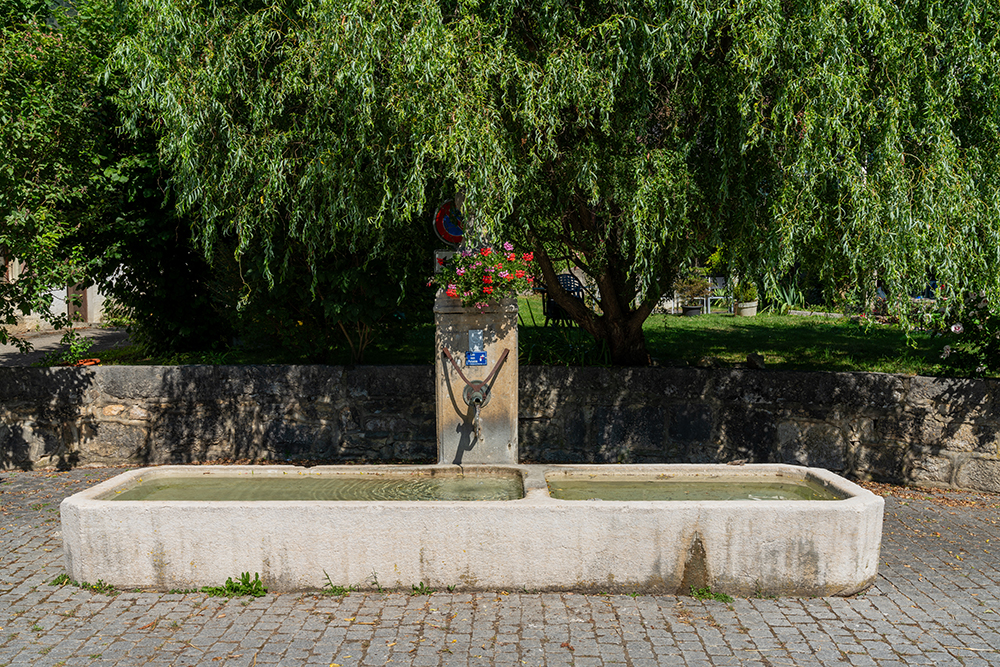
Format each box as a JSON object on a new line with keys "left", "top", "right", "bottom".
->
{"left": 518, "top": 368, "right": 999, "bottom": 492}
{"left": 0, "top": 368, "right": 95, "bottom": 470}
{"left": 885, "top": 376, "right": 998, "bottom": 490}
{"left": 84, "top": 366, "right": 437, "bottom": 467}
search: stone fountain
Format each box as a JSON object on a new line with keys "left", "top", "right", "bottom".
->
{"left": 60, "top": 274, "right": 884, "bottom": 595}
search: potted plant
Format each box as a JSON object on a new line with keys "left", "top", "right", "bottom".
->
{"left": 733, "top": 281, "right": 759, "bottom": 317}
{"left": 674, "top": 269, "right": 710, "bottom": 316}
{"left": 429, "top": 242, "right": 536, "bottom": 309}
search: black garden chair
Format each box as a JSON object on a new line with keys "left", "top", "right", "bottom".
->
{"left": 541, "top": 273, "right": 586, "bottom": 326}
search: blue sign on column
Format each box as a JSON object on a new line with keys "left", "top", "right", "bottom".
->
{"left": 466, "top": 351, "right": 487, "bottom": 366}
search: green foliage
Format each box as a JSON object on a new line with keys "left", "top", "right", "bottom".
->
{"left": 50, "top": 574, "right": 119, "bottom": 596}
{"left": 0, "top": 0, "right": 233, "bottom": 356}
{"left": 732, "top": 282, "right": 759, "bottom": 304}
{"left": 431, "top": 245, "right": 536, "bottom": 307}
{"left": 111, "top": 0, "right": 1000, "bottom": 365}
{"left": 49, "top": 574, "right": 70, "bottom": 586}
{"left": 690, "top": 586, "right": 733, "bottom": 604}
{"left": 410, "top": 581, "right": 435, "bottom": 596}
{"left": 321, "top": 571, "right": 355, "bottom": 597}
{"left": 37, "top": 331, "right": 95, "bottom": 366}
{"left": 928, "top": 295, "right": 1000, "bottom": 376}
{"left": 201, "top": 572, "right": 268, "bottom": 598}
{"left": 0, "top": 0, "right": 118, "bottom": 348}
{"left": 674, "top": 268, "right": 711, "bottom": 306}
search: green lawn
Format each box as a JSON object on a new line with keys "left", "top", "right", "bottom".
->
{"left": 97, "top": 295, "right": 955, "bottom": 377}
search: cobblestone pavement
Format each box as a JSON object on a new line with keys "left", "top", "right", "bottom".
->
{"left": 2, "top": 468, "right": 999, "bottom": 666}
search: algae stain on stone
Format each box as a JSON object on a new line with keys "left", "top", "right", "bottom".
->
{"left": 678, "top": 533, "right": 709, "bottom": 593}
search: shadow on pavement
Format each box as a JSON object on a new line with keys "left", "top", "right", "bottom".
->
{"left": 0, "top": 327, "right": 132, "bottom": 367}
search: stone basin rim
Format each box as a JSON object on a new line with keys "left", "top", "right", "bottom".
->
{"left": 70, "top": 462, "right": 873, "bottom": 505}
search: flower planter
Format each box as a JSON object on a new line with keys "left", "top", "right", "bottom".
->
{"left": 736, "top": 301, "right": 758, "bottom": 317}
{"left": 681, "top": 305, "right": 703, "bottom": 317}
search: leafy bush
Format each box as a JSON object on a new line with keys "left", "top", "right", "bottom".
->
{"left": 930, "top": 295, "right": 1000, "bottom": 376}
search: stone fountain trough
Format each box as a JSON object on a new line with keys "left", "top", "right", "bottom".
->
{"left": 60, "top": 462, "right": 882, "bottom": 595}
{"left": 58, "top": 276, "right": 884, "bottom": 596}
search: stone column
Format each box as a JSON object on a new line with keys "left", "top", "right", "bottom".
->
{"left": 434, "top": 295, "right": 518, "bottom": 465}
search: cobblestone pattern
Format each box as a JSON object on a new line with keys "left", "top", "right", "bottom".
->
{"left": 2, "top": 468, "right": 999, "bottom": 666}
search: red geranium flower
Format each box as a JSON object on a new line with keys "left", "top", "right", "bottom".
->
{"left": 483, "top": 276, "right": 493, "bottom": 284}
{"left": 507, "top": 253, "right": 516, "bottom": 261}
{"left": 480, "top": 248, "right": 492, "bottom": 257}
{"left": 516, "top": 270, "right": 525, "bottom": 278}
{"left": 522, "top": 252, "right": 534, "bottom": 261}
{"left": 483, "top": 285, "right": 494, "bottom": 295}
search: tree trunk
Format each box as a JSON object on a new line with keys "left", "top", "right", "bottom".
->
{"left": 531, "top": 236, "right": 656, "bottom": 366}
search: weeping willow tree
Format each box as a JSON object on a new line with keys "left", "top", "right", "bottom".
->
{"left": 114, "top": 0, "right": 1000, "bottom": 365}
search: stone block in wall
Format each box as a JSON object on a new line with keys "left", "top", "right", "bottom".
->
{"left": 775, "top": 421, "right": 847, "bottom": 471}
{"left": 521, "top": 367, "right": 613, "bottom": 399}
{"left": 955, "top": 457, "right": 1000, "bottom": 494}
{"left": 562, "top": 406, "right": 592, "bottom": 460}
{"left": 668, "top": 403, "right": 713, "bottom": 445}
{"left": 0, "top": 368, "right": 97, "bottom": 405}
{"left": 852, "top": 442, "right": 908, "bottom": 482}
{"left": 2, "top": 420, "right": 67, "bottom": 468}
{"left": 905, "top": 450, "right": 954, "bottom": 486}
{"left": 522, "top": 366, "right": 710, "bottom": 404}
{"left": 261, "top": 421, "right": 341, "bottom": 460}
{"left": 94, "top": 365, "right": 173, "bottom": 400}
{"left": 906, "top": 376, "right": 993, "bottom": 419}
{"left": 716, "top": 405, "right": 777, "bottom": 461}
{"left": 871, "top": 413, "right": 926, "bottom": 445}
{"left": 244, "top": 365, "right": 346, "bottom": 400}
{"left": 935, "top": 421, "right": 1000, "bottom": 455}
{"left": 594, "top": 405, "right": 667, "bottom": 463}
{"left": 81, "top": 421, "right": 148, "bottom": 462}
{"left": 518, "top": 418, "right": 578, "bottom": 463}
{"left": 389, "top": 440, "right": 436, "bottom": 462}
{"left": 713, "top": 370, "right": 904, "bottom": 410}
{"left": 346, "top": 366, "right": 432, "bottom": 398}
{"left": 679, "top": 440, "right": 727, "bottom": 464}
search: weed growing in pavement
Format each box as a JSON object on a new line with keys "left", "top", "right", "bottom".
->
{"left": 690, "top": 586, "right": 734, "bottom": 604}
{"left": 201, "top": 573, "right": 267, "bottom": 598}
{"left": 369, "top": 571, "right": 385, "bottom": 594}
{"left": 321, "top": 571, "right": 356, "bottom": 597}
{"left": 49, "top": 575, "right": 118, "bottom": 596}
{"left": 411, "top": 582, "right": 435, "bottom": 596}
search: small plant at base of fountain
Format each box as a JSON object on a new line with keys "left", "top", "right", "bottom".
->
{"left": 50, "top": 573, "right": 120, "bottom": 596}
{"left": 411, "top": 581, "right": 436, "bottom": 596}
{"left": 690, "top": 586, "right": 734, "bottom": 604}
{"left": 321, "top": 570, "right": 356, "bottom": 597}
{"left": 430, "top": 242, "right": 536, "bottom": 309}
{"left": 201, "top": 572, "right": 267, "bottom": 598}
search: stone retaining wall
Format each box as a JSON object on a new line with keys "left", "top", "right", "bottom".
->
{"left": 1, "top": 365, "right": 998, "bottom": 492}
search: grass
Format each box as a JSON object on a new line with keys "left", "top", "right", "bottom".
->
{"left": 646, "top": 310, "right": 947, "bottom": 375}
{"left": 90, "top": 296, "right": 955, "bottom": 377}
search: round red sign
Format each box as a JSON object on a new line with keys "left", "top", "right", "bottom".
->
{"left": 433, "top": 200, "right": 464, "bottom": 246}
